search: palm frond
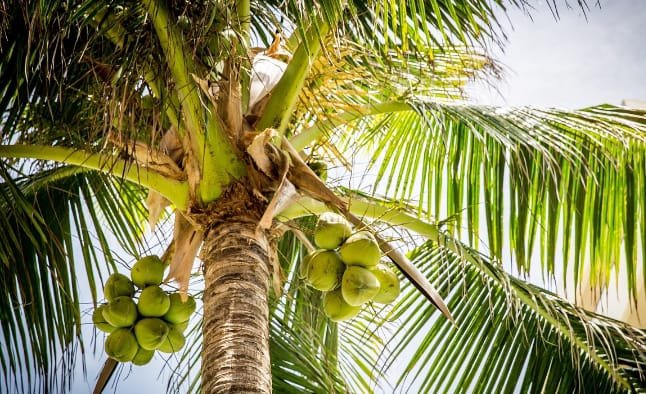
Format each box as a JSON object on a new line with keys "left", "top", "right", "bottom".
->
{"left": 346, "top": 0, "right": 516, "bottom": 52}
{"left": 253, "top": 0, "right": 546, "bottom": 134}
{"left": 263, "top": 195, "right": 646, "bottom": 393}
{"left": 0, "top": 0, "right": 176, "bottom": 150}
{"left": 327, "top": 192, "right": 646, "bottom": 392}
{"left": 302, "top": 43, "right": 496, "bottom": 119}
{"left": 258, "top": 0, "right": 552, "bottom": 52}
{"left": 380, "top": 241, "right": 646, "bottom": 393}
{"left": 0, "top": 165, "right": 148, "bottom": 394}
{"left": 305, "top": 101, "right": 646, "bottom": 303}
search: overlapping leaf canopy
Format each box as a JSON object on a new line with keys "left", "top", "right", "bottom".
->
{"left": 0, "top": 0, "right": 644, "bottom": 393}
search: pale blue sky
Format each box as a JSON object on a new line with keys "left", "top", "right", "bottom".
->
{"left": 471, "top": 0, "right": 646, "bottom": 108}
{"left": 73, "top": 2, "right": 646, "bottom": 393}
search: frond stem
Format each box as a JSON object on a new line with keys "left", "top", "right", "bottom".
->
{"left": 255, "top": 12, "right": 339, "bottom": 134}
{"left": 142, "top": 0, "right": 245, "bottom": 204}
{"left": 0, "top": 145, "right": 189, "bottom": 210}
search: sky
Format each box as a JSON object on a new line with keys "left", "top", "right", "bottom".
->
{"left": 70, "top": 2, "right": 646, "bottom": 393}
{"left": 470, "top": 0, "right": 646, "bottom": 109}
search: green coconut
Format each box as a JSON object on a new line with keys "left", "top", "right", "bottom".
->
{"left": 102, "top": 296, "right": 138, "bottom": 328}
{"left": 307, "top": 160, "right": 328, "bottom": 181}
{"left": 371, "top": 265, "right": 401, "bottom": 304}
{"left": 138, "top": 286, "right": 171, "bottom": 317}
{"left": 104, "top": 273, "right": 135, "bottom": 301}
{"left": 314, "top": 212, "right": 352, "bottom": 250}
{"left": 305, "top": 250, "right": 345, "bottom": 291}
{"left": 298, "top": 251, "right": 315, "bottom": 279}
{"left": 341, "top": 266, "right": 381, "bottom": 306}
{"left": 171, "top": 320, "right": 190, "bottom": 333}
{"left": 134, "top": 318, "right": 169, "bottom": 350}
{"left": 157, "top": 326, "right": 186, "bottom": 353}
{"left": 140, "top": 95, "right": 155, "bottom": 110}
{"left": 163, "top": 293, "right": 196, "bottom": 324}
{"left": 132, "top": 347, "right": 155, "bottom": 366}
{"left": 105, "top": 328, "right": 139, "bottom": 362}
{"left": 338, "top": 231, "right": 381, "bottom": 268}
{"left": 131, "top": 255, "right": 165, "bottom": 288}
{"left": 93, "top": 304, "right": 116, "bottom": 333}
{"left": 323, "top": 289, "right": 361, "bottom": 322}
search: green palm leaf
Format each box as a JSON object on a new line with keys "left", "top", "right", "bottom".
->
{"left": 0, "top": 165, "right": 148, "bottom": 393}
{"left": 298, "top": 101, "right": 646, "bottom": 302}
{"left": 381, "top": 241, "right": 646, "bottom": 393}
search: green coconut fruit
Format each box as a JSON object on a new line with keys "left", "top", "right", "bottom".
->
{"left": 323, "top": 289, "right": 361, "bottom": 322}
{"left": 132, "top": 347, "right": 155, "bottom": 366}
{"left": 307, "top": 160, "right": 328, "bottom": 182}
{"left": 93, "top": 304, "right": 116, "bottom": 333}
{"left": 371, "top": 265, "right": 401, "bottom": 304}
{"left": 171, "top": 320, "right": 189, "bottom": 333}
{"left": 341, "top": 266, "right": 381, "bottom": 306}
{"left": 131, "top": 255, "right": 165, "bottom": 288}
{"left": 140, "top": 95, "right": 156, "bottom": 110}
{"left": 104, "top": 273, "right": 135, "bottom": 301}
{"left": 163, "top": 293, "right": 196, "bottom": 324}
{"left": 105, "top": 328, "right": 139, "bottom": 362}
{"left": 134, "top": 318, "right": 170, "bottom": 350}
{"left": 314, "top": 212, "right": 352, "bottom": 250}
{"left": 102, "top": 296, "right": 138, "bottom": 328}
{"left": 305, "top": 250, "right": 345, "bottom": 291}
{"left": 157, "top": 326, "right": 186, "bottom": 353}
{"left": 338, "top": 231, "right": 381, "bottom": 268}
{"left": 298, "top": 252, "right": 312, "bottom": 279}
{"left": 138, "top": 286, "right": 171, "bottom": 317}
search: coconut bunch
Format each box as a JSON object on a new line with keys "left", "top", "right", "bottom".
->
{"left": 301, "top": 213, "right": 401, "bottom": 322}
{"left": 92, "top": 256, "right": 197, "bottom": 365}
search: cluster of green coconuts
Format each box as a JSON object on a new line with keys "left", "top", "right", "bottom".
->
{"left": 301, "top": 212, "right": 401, "bottom": 322}
{"left": 92, "top": 256, "right": 196, "bottom": 365}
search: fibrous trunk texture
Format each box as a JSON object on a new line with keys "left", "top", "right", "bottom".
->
{"left": 201, "top": 220, "right": 271, "bottom": 393}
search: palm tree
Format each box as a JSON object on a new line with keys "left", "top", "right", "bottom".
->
{"left": 1, "top": 0, "right": 645, "bottom": 393}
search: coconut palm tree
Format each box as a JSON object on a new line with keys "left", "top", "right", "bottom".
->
{"left": 0, "top": 0, "right": 645, "bottom": 393}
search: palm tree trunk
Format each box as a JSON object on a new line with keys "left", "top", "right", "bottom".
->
{"left": 201, "top": 219, "right": 272, "bottom": 393}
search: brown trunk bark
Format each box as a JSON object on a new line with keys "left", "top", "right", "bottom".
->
{"left": 201, "top": 219, "right": 272, "bottom": 393}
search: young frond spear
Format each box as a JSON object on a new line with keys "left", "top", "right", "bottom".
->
{"left": 247, "top": 31, "right": 291, "bottom": 123}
